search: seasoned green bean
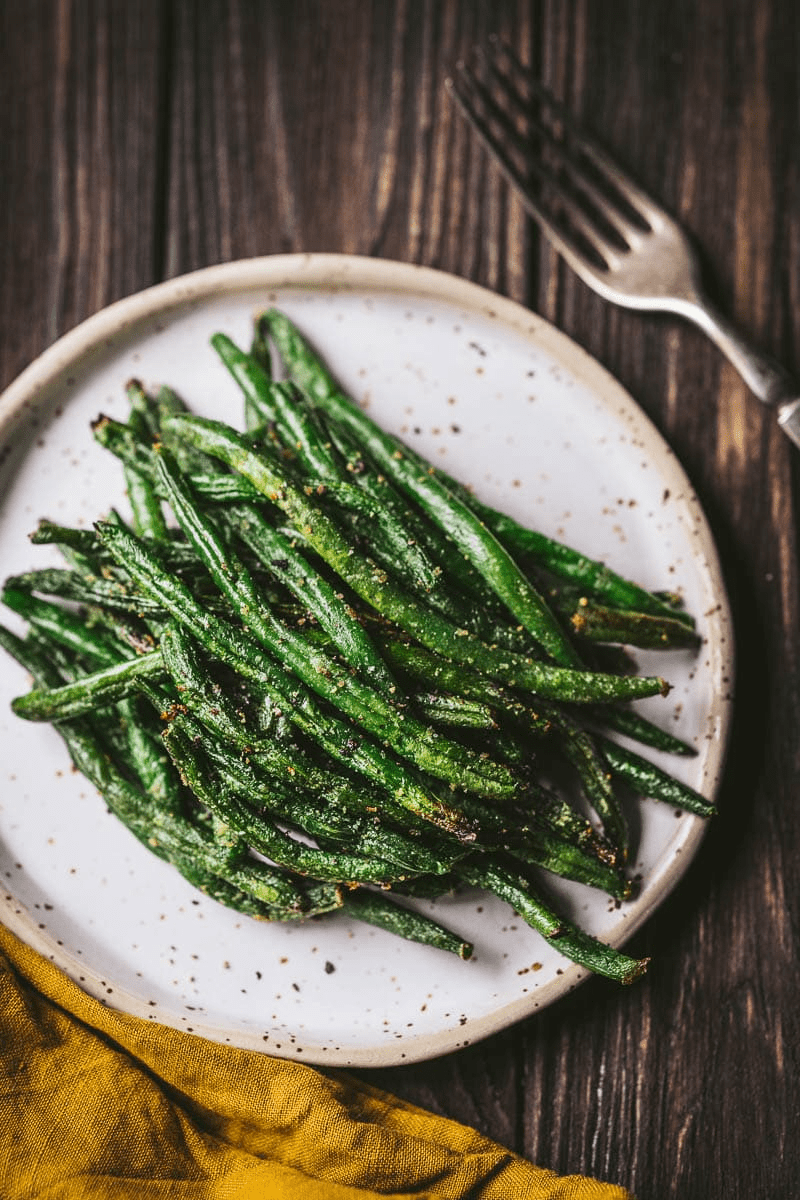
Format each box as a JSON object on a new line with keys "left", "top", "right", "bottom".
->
{"left": 94, "top": 519, "right": 478, "bottom": 840}
{"left": 261, "top": 307, "right": 695, "bottom": 629}
{"left": 161, "top": 415, "right": 670, "bottom": 705}
{"left": 11, "top": 649, "right": 165, "bottom": 722}
{"left": 0, "top": 306, "right": 716, "bottom": 979}
{"left": 340, "top": 889, "right": 474, "bottom": 959}
{"left": 457, "top": 859, "right": 648, "bottom": 984}
{"left": 154, "top": 448, "right": 521, "bottom": 799}
{"left": 220, "top": 329, "right": 582, "bottom": 669}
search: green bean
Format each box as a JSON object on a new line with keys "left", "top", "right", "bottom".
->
{"left": 253, "top": 375, "right": 342, "bottom": 482}
{"left": 159, "top": 388, "right": 226, "bottom": 477}
{"left": 158, "top": 623, "right": 542, "bottom": 867}
{"left": 94, "top": 409, "right": 257, "bottom": 502}
{"left": 181, "top": 473, "right": 262, "bottom": 503}
{"left": 211, "top": 335, "right": 298, "bottom": 443}
{"left": 253, "top": 318, "right": 505, "bottom": 616}
{"left": 115, "top": 695, "right": 183, "bottom": 814}
{"left": 186, "top": 717, "right": 463, "bottom": 878}
{"left": 271, "top": 611, "right": 697, "bottom": 842}
{"left": 29, "top": 520, "right": 105, "bottom": 557}
{"left": 552, "top": 716, "right": 629, "bottom": 862}
{"left": 219, "top": 350, "right": 460, "bottom": 604}
{"left": 413, "top": 692, "right": 498, "bottom": 730}
{"left": 277, "top": 628, "right": 618, "bottom": 864}
{"left": 0, "top": 622, "right": 336, "bottom": 917}
{"left": 226, "top": 331, "right": 582, "bottom": 670}
{"left": 165, "top": 608, "right": 628, "bottom": 865}
{"left": 318, "top": 413, "right": 565, "bottom": 650}
{"left": 89, "top": 608, "right": 158, "bottom": 657}
{"left": 95, "top": 409, "right": 457, "bottom": 654}
{"left": 262, "top": 307, "right": 692, "bottom": 630}
{"left": 0, "top": 624, "right": 43, "bottom": 679}
{"left": 159, "top": 623, "right": 255, "bottom": 740}
{"left": 506, "top": 832, "right": 629, "bottom": 900}
{"left": 257, "top": 309, "right": 341, "bottom": 403}
{"left": 25, "top": 520, "right": 103, "bottom": 579}
{"left": 457, "top": 859, "right": 648, "bottom": 984}
{"left": 340, "top": 889, "right": 473, "bottom": 959}
{"left": 250, "top": 321, "right": 273, "bottom": 380}
{"left": 321, "top": 478, "right": 446, "bottom": 598}
{"left": 36, "top": 669, "right": 344, "bottom": 924}
{"left": 473, "top": 522, "right": 696, "bottom": 629}
{"left": 154, "top": 448, "right": 518, "bottom": 799}
{"left": 314, "top": 414, "right": 495, "bottom": 612}
{"left": 588, "top": 704, "right": 697, "bottom": 757}
{"left": 598, "top": 737, "right": 715, "bottom": 818}
{"left": 125, "top": 465, "right": 169, "bottom": 541}
{"left": 174, "top": 859, "right": 330, "bottom": 922}
{"left": 68, "top": 728, "right": 314, "bottom": 912}
{"left": 220, "top": 501, "right": 396, "bottom": 694}
{"left": 158, "top": 624, "right": 473, "bottom": 866}
{"left": 124, "top": 379, "right": 159, "bottom": 434}
{"left": 372, "top": 635, "right": 553, "bottom": 733}
{"left": 4, "top": 568, "right": 170, "bottom": 617}
{"left": 94, "top": 409, "right": 254, "bottom": 515}
{"left": 125, "top": 401, "right": 170, "bottom": 541}
{"left": 565, "top": 596, "right": 701, "bottom": 650}
{"left": 156, "top": 384, "right": 191, "bottom": 421}
{"left": 162, "top": 414, "right": 670, "bottom": 705}
{"left": 94, "top": 519, "right": 477, "bottom": 840}
{"left": 0, "top": 311, "right": 713, "bottom": 977}
{"left": 162, "top": 716, "right": 419, "bottom": 886}
{"left": 511, "top": 784, "right": 618, "bottom": 866}
{"left": 212, "top": 339, "right": 451, "bottom": 598}
{"left": 92, "top": 412, "right": 161, "bottom": 476}
{"left": 31, "top": 521, "right": 204, "bottom": 574}
{"left": 368, "top": 636, "right": 643, "bottom": 853}
{"left": 337, "top": 631, "right": 631, "bottom": 864}
{"left": 10, "top": 649, "right": 165, "bottom": 722}
{"left": 2, "top": 586, "right": 126, "bottom": 667}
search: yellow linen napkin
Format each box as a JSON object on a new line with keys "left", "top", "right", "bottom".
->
{"left": 0, "top": 922, "right": 634, "bottom": 1199}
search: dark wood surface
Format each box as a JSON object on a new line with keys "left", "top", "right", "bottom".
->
{"left": 2, "top": 2, "right": 798, "bottom": 1197}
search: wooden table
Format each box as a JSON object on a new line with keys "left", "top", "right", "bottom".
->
{"left": 2, "top": 3, "right": 797, "bottom": 1196}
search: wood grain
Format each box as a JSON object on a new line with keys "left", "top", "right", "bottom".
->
{"left": 2, "top": 1, "right": 799, "bottom": 1196}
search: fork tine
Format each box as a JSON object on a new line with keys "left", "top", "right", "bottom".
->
{"left": 488, "top": 37, "right": 671, "bottom": 233}
{"left": 447, "top": 64, "right": 623, "bottom": 275}
{"left": 476, "top": 49, "right": 645, "bottom": 251}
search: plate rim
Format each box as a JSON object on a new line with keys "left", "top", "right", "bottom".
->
{"left": 0, "top": 253, "right": 734, "bottom": 1065}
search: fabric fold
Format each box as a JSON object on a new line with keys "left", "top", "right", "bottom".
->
{"left": 0, "top": 922, "right": 634, "bottom": 1199}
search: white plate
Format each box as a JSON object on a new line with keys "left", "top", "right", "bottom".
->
{"left": 0, "top": 255, "right": 733, "bottom": 1066}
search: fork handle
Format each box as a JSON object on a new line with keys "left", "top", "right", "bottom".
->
{"left": 776, "top": 398, "right": 800, "bottom": 451}
{"left": 679, "top": 293, "right": 795, "bottom": 408}
{"left": 677, "top": 294, "right": 800, "bottom": 449}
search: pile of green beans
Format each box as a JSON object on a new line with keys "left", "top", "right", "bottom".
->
{"left": 0, "top": 308, "right": 714, "bottom": 983}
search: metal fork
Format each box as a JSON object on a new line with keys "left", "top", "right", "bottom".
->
{"left": 446, "top": 38, "right": 800, "bottom": 449}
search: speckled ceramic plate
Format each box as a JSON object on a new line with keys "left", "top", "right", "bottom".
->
{"left": 0, "top": 255, "right": 732, "bottom": 1066}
